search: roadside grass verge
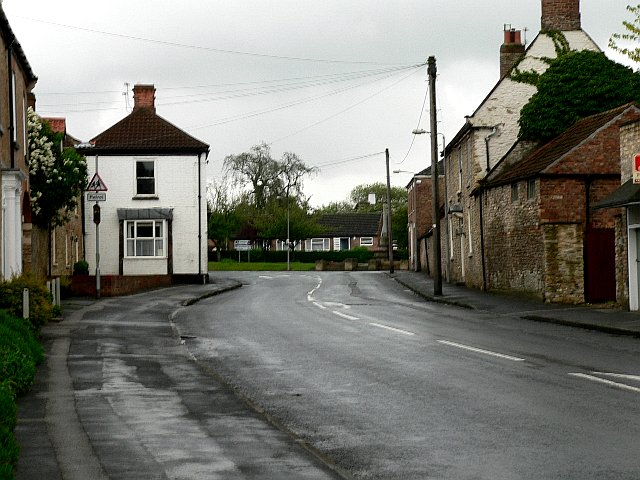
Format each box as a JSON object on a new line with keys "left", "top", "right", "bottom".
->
{"left": 208, "top": 261, "right": 315, "bottom": 271}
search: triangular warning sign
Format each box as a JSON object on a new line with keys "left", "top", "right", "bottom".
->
{"left": 86, "top": 172, "right": 108, "bottom": 192}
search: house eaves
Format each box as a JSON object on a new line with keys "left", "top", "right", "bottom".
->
{"left": 0, "top": 7, "right": 37, "bottom": 85}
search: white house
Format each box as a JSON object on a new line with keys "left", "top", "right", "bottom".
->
{"left": 81, "top": 84, "right": 209, "bottom": 285}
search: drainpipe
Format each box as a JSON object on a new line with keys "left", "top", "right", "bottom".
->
{"left": 197, "top": 152, "right": 203, "bottom": 283}
{"left": 7, "top": 40, "right": 15, "bottom": 168}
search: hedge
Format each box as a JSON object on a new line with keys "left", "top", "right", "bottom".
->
{"left": 210, "top": 247, "right": 409, "bottom": 263}
{"left": 0, "top": 275, "right": 54, "bottom": 334}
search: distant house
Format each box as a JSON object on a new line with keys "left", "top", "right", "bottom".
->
{"left": 0, "top": 6, "right": 37, "bottom": 279}
{"left": 80, "top": 84, "right": 209, "bottom": 291}
{"left": 305, "top": 213, "right": 383, "bottom": 252}
{"left": 482, "top": 103, "right": 640, "bottom": 304}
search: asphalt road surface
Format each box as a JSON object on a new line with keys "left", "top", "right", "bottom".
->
{"left": 174, "top": 271, "right": 640, "bottom": 480}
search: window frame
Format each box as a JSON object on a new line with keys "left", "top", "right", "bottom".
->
{"left": 360, "top": 237, "right": 374, "bottom": 246}
{"left": 125, "top": 219, "right": 166, "bottom": 258}
{"left": 134, "top": 159, "right": 157, "bottom": 197}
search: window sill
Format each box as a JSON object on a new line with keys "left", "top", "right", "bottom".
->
{"left": 132, "top": 195, "right": 159, "bottom": 200}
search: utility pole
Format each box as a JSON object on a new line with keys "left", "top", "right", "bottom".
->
{"left": 428, "top": 56, "right": 442, "bottom": 295}
{"left": 385, "top": 148, "right": 394, "bottom": 274}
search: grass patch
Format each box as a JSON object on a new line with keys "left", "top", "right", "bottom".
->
{"left": 208, "top": 261, "right": 315, "bottom": 271}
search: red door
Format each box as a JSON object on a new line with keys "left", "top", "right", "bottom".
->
{"left": 584, "top": 228, "right": 616, "bottom": 303}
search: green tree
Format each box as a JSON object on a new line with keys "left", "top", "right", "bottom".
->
{"left": 223, "top": 142, "right": 316, "bottom": 209}
{"left": 518, "top": 50, "right": 640, "bottom": 142}
{"left": 27, "top": 108, "right": 88, "bottom": 228}
{"left": 610, "top": 4, "right": 640, "bottom": 64}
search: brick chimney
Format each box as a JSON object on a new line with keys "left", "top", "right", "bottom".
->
{"left": 500, "top": 27, "right": 525, "bottom": 78}
{"left": 132, "top": 84, "right": 156, "bottom": 112}
{"left": 541, "top": 0, "right": 581, "bottom": 31}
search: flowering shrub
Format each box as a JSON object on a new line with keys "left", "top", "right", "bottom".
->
{"left": 27, "top": 107, "right": 88, "bottom": 228}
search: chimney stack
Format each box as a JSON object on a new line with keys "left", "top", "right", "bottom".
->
{"left": 132, "top": 84, "right": 156, "bottom": 112}
{"left": 500, "top": 26, "right": 525, "bottom": 78}
{"left": 541, "top": 0, "right": 581, "bottom": 31}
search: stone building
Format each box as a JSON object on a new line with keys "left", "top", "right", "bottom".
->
{"left": 482, "top": 104, "right": 640, "bottom": 303}
{"left": 441, "top": 0, "right": 599, "bottom": 290}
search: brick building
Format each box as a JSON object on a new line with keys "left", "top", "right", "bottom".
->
{"left": 0, "top": 6, "right": 37, "bottom": 279}
{"left": 595, "top": 119, "right": 640, "bottom": 310}
{"left": 482, "top": 104, "right": 640, "bottom": 303}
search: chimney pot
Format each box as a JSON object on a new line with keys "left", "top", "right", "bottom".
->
{"left": 500, "top": 27, "right": 525, "bottom": 78}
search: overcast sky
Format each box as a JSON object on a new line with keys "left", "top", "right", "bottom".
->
{"left": 3, "top": 0, "right": 634, "bottom": 207}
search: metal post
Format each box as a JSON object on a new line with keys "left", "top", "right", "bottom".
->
{"left": 287, "top": 194, "right": 291, "bottom": 271}
{"left": 428, "top": 56, "right": 442, "bottom": 295}
{"left": 94, "top": 154, "right": 101, "bottom": 299}
{"left": 385, "top": 148, "right": 394, "bottom": 274}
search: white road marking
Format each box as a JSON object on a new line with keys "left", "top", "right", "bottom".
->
{"left": 568, "top": 373, "right": 640, "bottom": 394}
{"left": 437, "top": 340, "right": 525, "bottom": 362}
{"left": 592, "top": 372, "right": 640, "bottom": 382}
{"left": 332, "top": 310, "right": 359, "bottom": 321}
{"left": 313, "top": 302, "right": 327, "bottom": 310}
{"left": 259, "top": 275, "right": 273, "bottom": 279}
{"left": 369, "top": 323, "right": 415, "bottom": 336}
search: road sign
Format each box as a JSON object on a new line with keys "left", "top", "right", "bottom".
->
{"left": 234, "top": 240, "right": 251, "bottom": 251}
{"left": 634, "top": 154, "right": 640, "bottom": 184}
{"left": 87, "top": 172, "right": 108, "bottom": 192}
{"left": 87, "top": 192, "right": 106, "bottom": 202}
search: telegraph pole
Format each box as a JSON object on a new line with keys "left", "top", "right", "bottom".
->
{"left": 385, "top": 148, "right": 394, "bottom": 274}
{"left": 428, "top": 56, "right": 442, "bottom": 295}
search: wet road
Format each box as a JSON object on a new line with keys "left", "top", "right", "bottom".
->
{"left": 175, "top": 271, "right": 640, "bottom": 480}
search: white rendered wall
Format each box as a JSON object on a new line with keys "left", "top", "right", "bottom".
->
{"left": 84, "top": 154, "right": 207, "bottom": 276}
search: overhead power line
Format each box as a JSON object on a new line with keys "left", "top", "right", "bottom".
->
{"left": 18, "top": 16, "right": 419, "bottom": 66}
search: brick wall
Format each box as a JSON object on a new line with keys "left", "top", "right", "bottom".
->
{"left": 541, "top": 0, "right": 581, "bottom": 31}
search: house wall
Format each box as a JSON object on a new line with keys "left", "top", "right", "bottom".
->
{"left": 484, "top": 181, "right": 543, "bottom": 296}
{"left": 50, "top": 202, "right": 83, "bottom": 276}
{"left": 0, "top": 40, "right": 34, "bottom": 279}
{"left": 618, "top": 121, "right": 640, "bottom": 308}
{"left": 442, "top": 28, "right": 598, "bottom": 291}
{"left": 84, "top": 154, "right": 207, "bottom": 277}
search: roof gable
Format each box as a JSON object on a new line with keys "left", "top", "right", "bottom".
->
{"left": 89, "top": 107, "right": 209, "bottom": 155}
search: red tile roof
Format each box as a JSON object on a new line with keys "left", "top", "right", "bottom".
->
{"left": 88, "top": 107, "right": 209, "bottom": 155}
{"left": 489, "top": 103, "right": 640, "bottom": 186}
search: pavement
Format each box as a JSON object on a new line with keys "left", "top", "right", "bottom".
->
{"left": 13, "top": 271, "right": 640, "bottom": 479}
{"left": 390, "top": 270, "right": 640, "bottom": 338}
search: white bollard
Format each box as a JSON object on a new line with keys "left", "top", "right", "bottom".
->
{"left": 23, "top": 288, "right": 29, "bottom": 319}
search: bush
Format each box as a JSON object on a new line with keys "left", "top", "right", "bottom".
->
{"left": 0, "top": 383, "right": 16, "bottom": 432}
{"left": 0, "top": 275, "right": 54, "bottom": 333}
{"left": 73, "top": 260, "right": 89, "bottom": 275}
{"left": 0, "top": 313, "right": 43, "bottom": 395}
{"left": 0, "top": 426, "right": 19, "bottom": 479}
{"left": 0, "top": 311, "right": 43, "bottom": 480}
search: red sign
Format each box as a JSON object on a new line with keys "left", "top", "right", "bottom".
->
{"left": 86, "top": 172, "right": 108, "bottom": 192}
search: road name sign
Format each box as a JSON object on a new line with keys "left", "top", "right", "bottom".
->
{"left": 234, "top": 240, "right": 251, "bottom": 251}
{"left": 87, "top": 192, "right": 107, "bottom": 202}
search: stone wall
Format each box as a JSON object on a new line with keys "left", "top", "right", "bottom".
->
{"left": 543, "top": 223, "right": 584, "bottom": 303}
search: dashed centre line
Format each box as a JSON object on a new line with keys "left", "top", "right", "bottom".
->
{"left": 438, "top": 340, "right": 525, "bottom": 362}
{"left": 369, "top": 323, "right": 415, "bottom": 336}
{"left": 568, "top": 373, "right": 640, "bottom": 394}
{"left": 332, "top": 310, "right": 359, "bottom": 321}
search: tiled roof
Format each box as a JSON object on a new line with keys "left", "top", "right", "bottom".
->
{"left": 88, "top": 107, "right": 209, "bottom": 155}
{"left": 317, "top": 213, "right": 382, "bottom": 237}
{"left": 489, "top": 103, "right": 639, "bottom": 186}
